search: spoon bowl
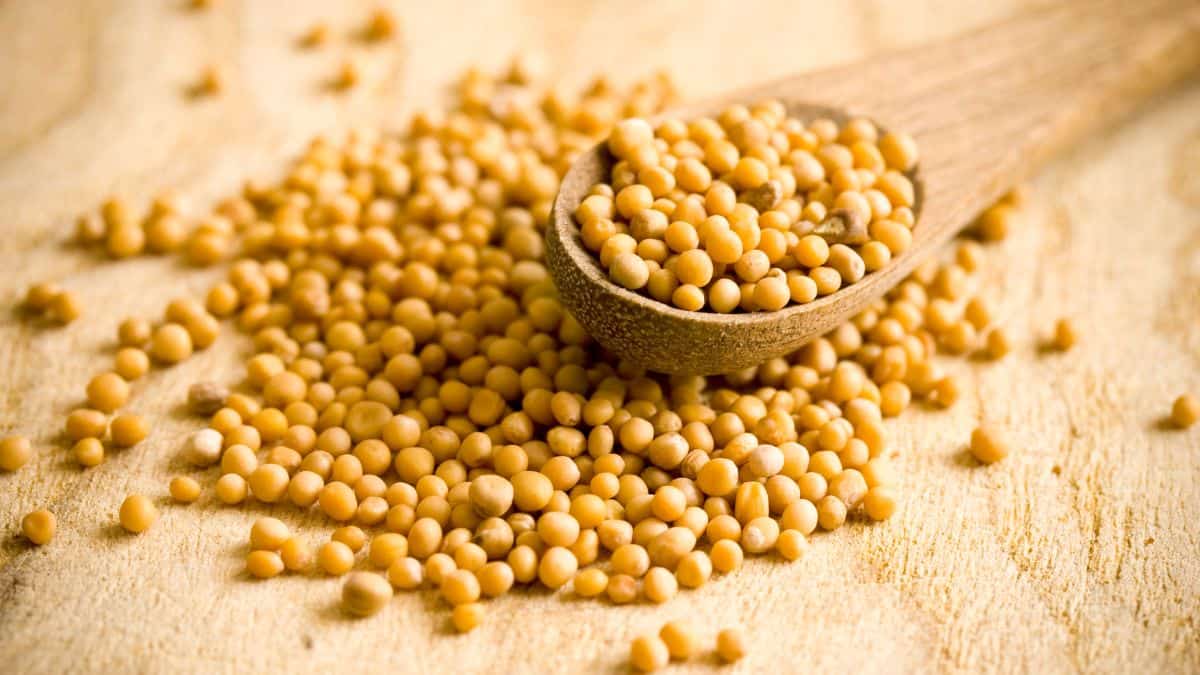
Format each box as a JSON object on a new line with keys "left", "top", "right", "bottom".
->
{"left": 546, "top": 0, "right": 1200, "bottom": 375}
{"left": 548, "top": 102, "right": 924, "bottom": 375}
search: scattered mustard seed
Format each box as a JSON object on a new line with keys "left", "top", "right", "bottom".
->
{"left": 21, "top": 509, "right": 56, "bottom": 546}
{"left": 342, "top": 571, "right": 393, "bottom": 617}
{"left": 970, "top": 425, "right": 1011, "bottom": 464}
{"left": 716, "top": 627, "right": 747, "bottom": 663}
{"left": 1170, "top": 394, "right": 1198, "bottom": 429}
{"left": 118, "top": 494, "right": 158, "bottom": 534}
{"left": 630, "top": 634, "right": 670, "bottom": 672}
{"left": 169, "top": 476, "right": 202, "bottom": 503}
{"left": 0, "top": 435, "right": 32, "bottom": 472}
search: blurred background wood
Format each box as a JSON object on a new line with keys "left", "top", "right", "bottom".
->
{"left": 1, "top": 1, "right": 1197, "bottom": 672}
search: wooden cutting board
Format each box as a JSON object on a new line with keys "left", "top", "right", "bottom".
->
{"left": 1, "top": 1, "right": 1197, "bottom": 672}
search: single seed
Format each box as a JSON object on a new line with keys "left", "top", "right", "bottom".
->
{"left": 249, "top": 517, "right": 290, "bottom": 550}
{"left": 188, "top": 382, "right": 230, "bottom": 415}
{"left": 659, "top": 620, "right": 701, "bottom": 660}
{"left": 342, "top": 571, "right": 393, "bottom": 617}
{"left": 1172, "top": 394, "right": 1199, "bottom": 429}
{"left": 452, "top": 603, "right": 485, "bottom": 633}
{"left": 630, "top": 635, "right": 670, "bottom": 672}
{"left": 119, "top": 494, "right": 158, "bottom": 534}
{"left": 109, "top": 414, "right": 148, "bottom": 447}
{"left": 169, "top": 476, "right": 202, "bottom": 503}
{"left": 969, "top": 425, "right": 1010, "bottom": 464}
{"left": 1052, "top": 318, "right": 1078, "bottom": 350}
{"left": 21, "top": 509, "right": 56, "bottom": 545}
{"left": 0, "top": 435, "right": 33, "bottom": 472}
{"left": 319, "top": 541, "right": 356, "bottom": 576}
{"left": 73, "top": 438, "right": 105, "bottom": 467}
{"left": 48, "top": 291, "right": 82, "bottom": 323}
{"left": 246, "top": 550, "right": 284, "bottom": 579}
{"left": 716, "top": 627, "right": 748, "bottom": 663}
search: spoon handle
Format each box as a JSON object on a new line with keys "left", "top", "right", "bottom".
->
{"left": 770, "top": 0, "right": 1200, "bottom": 257}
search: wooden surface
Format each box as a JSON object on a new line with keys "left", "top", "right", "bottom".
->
{"left": 1, "top": 1, "right": 1198, "bottom": 673}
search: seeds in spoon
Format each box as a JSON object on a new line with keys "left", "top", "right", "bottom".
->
{"left": 577, "top": 108, "right": 919, "bottom": 312}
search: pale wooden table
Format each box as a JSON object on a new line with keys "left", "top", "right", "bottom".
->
{"left": 1, "top": 2, "right": 1198, "bottom": 673}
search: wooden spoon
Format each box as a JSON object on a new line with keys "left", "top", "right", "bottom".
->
{"left": 547, "top": 0, "right": 1200, "bottom": 375}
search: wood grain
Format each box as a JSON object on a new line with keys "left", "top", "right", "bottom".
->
{"left": 1, "top": 2, "right": 1198, "bottom": 673}
{"left": 547, "top": 0, "right": 1200, "bottom": 375}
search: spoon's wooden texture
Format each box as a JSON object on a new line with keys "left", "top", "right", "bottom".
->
{"left": 548, "top": 0, "right": 1200, "bottom": 375}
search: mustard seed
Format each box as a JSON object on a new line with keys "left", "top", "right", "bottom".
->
{"left": 387, "top": 557, "right": 423, "bottom": 590}
{"left": 215, "top": 473, "right": 248, "bottom": 504}
{"left": 716, "top": 627, "right": 747, "bottom": 663}
{"left": 573, "top": 568, "right": 608, "bottom": 597}
{"left": 169, "top": 476, "right": 202, "bottom": 503}
{"left": 318, "top": 541, "right": 356, "bottom": 576}
{"left": 660, "top": 620, "right": 701, "bottom": 661}
{"left": 280, "top": 537, "right": 311, "bottom": 572}
{"left": 452, "top": 603, "right": 485, "bottom": 633}
{"left": 630, "top": 635, "right": 670, "bottom": 672}
{"left": 249, "top": 517, "right": 290, "bottom": 550}
{"left": 21, "top": 509, "right": 56, "bottom": 546}
{"left": 537, "top": 546, "right": 578, "bottom": 589}
{"left": 48, "top": 290, "right": 82, "bottom": 323}
{"left": 969, "top": 425, "right": 1010, "bottom": 464}
{"left": 246, "top": 550, "right": 284, "bottom": 579}
{"left": 73, "top": 437, "right": 105, "bottom": 467}
{"left": 118, "top": 494, "right": 158, "bottom": 534}
{"left": 1053, "top": 318, "right": 1078, "bottom": 350}
{"left": 342, "top": 572, "right": 393, "bottom": 617}
{"left": 109, "top": 414, "right": 147, "bottom": 447}
{"left": 642, "top": 566, "right": 677, "bottom": 603}
{"left": 1172, "top": 394, "right": 1200, "bottom": 429}
{"left": 0, "top": 435, "right": 32, "bottom": 472}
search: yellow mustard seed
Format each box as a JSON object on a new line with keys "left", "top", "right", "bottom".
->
{"left": 246, "top": 550, "right": 284, "bottom": 579}
{"left": 1052, "top": 317, "right": 1078, "bottom": 350}
{"left": 73, "top": 437, "right": 105, "bottom": 467}
{"left": 21, "top": 509, "right": 56, "bottom": 546}
{"left": 342, "top": 571, "right": 393, "bottom": 617}
{"left": 280, "top": 537, "right": 312, "bottom": 572}
{"left": 111, "top": 410, "right": 149, "bottom": 446}
{"left": 169, "top": 476, "right": 202, "bottom": 503}
{"left": 387, "top": 557, "right": 423, "bottom": 590}
{"left": 537, "top": 546, "right": 578, "bottom": 589}
{"left": 710, "top": 539, "right": 744, "bottom": 573}
{"left": 250, "top": 517, "right": 291, "bottom": 550}
{"left": 659, "top": 620, "right": 701, "bottom": 661}
{"left": 1172, "top": 394, "right": 1200, "bottom": 429}
{"left": 452, "top": 602, "right": 485, "bottom": 633}
{"left": 969, "top": 425, "right": 1010, "bottom": 464}
{"left": 48, "top": 290, "right": 82, "bottom": 323}
{"left": 24, "top": 282, "right": 60, "bottom": 312}
{"left": 441, "top": 569, "right": 481, "bottom": 605}
{"left": 368, "top": 533, "right": 408, "bottom": 569}
{"left": 0, "top": 435, "right": 33, "bottom": 472}
{"left": 214, "top": 473, "right": 248, "bottom": 504}
{"left": 151, "top": 323, "right": 194, "bottom": 364}
{"left": 118, "top": 494, "right": 158, "bottom": 534}
{"left": 630, "top": 635, "right": 670, "bottom": 672}
{"left": 114, "top": 348, "right": 150, "bottom": 381}
{"left": 573, "top": 568, "right": 609, "bottom": 598}
{"left": 319, "top": 540, "right": 356, "bottom": 576}
{"left": 716, "top": 627, "right": 748, "bottom": 663}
